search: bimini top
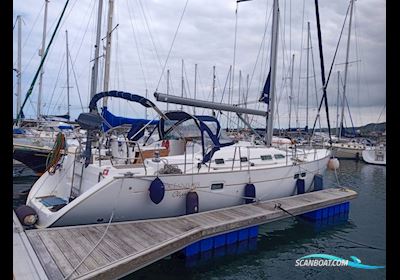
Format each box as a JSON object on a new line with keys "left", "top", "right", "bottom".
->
{"left": 158, "top": 111, "right": 234, "bottom": 163}
{"left": 89, "top": 90, "right": 157, "bottom": 111}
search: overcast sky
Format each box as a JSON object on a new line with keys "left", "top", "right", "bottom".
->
{"left": 13, "top": 0, "right": 386, "bottom": 129}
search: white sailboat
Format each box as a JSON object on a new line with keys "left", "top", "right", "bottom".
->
{"left": 331, "top": 0, "right": 366, "bottom": 160}
{"left": 362, "top": 144, "right": 386, "bottom": 165}
{"left": 19, "top": 0, "right": 333, "bottom": 228}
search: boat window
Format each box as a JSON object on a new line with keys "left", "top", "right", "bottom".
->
{"left": 261, "top": 155, "right": 273, "bottom": 161}
{"left": 294, "top": 173, "right": 299, "bottom": 179}
{"left": 211, "top": 183, "right": 224, "bottom": 190}
{"left": 240, "top": 157, "right": 248, "bottom": 162}
{"left": 274, "top": 154, "right": 285, "bottom": 159}
{"left": 215, "top": 158, "right": 225, "bottom": 164}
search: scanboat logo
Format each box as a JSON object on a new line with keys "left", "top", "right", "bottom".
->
{"left": 295, "top": 254, "right": 385, "bottom": 270}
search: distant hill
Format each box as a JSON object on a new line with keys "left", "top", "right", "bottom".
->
{"left": 314, "top": 122, "right": 386, "bottom": 136}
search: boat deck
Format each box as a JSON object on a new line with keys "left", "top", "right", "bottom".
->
{"left": 15, "top": 187, "right": 357, "bottom": 280}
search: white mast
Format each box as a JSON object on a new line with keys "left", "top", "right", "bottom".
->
{"left": 339, "top": 0, "right": 354, "bottom": 139}
{"left": 103, "top": 0, "right": 115, "bottom": 107}
{"left": 90, "top": 0, "right": 103, "bottom": 100}
{"left": 194, "top": 64, "right": 197, "bottom": 115}
{"left": 37, "top": 0, "right": 49, "bottom": 120}
{"left": 245, "top": 73, "right": 249, "bottom": 124}
{"left": 166, "top": 69, "right": 170, "bottom": 111}
{"left": 237, "top": 69, "right": 242, "bottom": 130}
{"left": 212, "top": 65, "right": 216, "bottom": 117}
{"left": 145, "top": 89, "right": 148, "bottom": 119}
{"left": 265, "top": 0, "right": 279, "bottom": 146}
{"left": 306, "top": 22, "right": 310, "bottom": 129}
{"left": 181, "top": 59, "right": 184, "bottom": 111}
{"left": 289, "top": 54, "right": 294, "bottom": 130}
{"left": 336, "top": 71, "right": 340, "bottom": 137}
{"left": 65, "top": 30, "right": 70, "bottom": 120}
{"left": 16, "top": 15, "right": 22, "bottom": 120}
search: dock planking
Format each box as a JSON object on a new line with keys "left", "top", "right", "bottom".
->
{"left": 15, "top": 187, "right": 357, "bottom": 280}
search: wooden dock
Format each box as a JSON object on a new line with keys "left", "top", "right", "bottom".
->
{"left": 14, "top": 187, "right": 357, "bottom": 280}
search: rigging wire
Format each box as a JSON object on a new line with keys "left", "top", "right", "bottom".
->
{"left": 13, "top": 2, "right": 45, "bottom": 68}
{"left": 295, "top": 0, "right": 307, "bottom": 129}
{"left": 309, "top": 23, "right": 322, "bottom": 132}
{"left": 45, "top": 53, "right": 65, "bottom": 115}
{"left": 126, "top": 0, "right": 149, "bottom": 92}
{"left": 155, "top": 0, "right": 190, "bottom": 92}
{"left": 68, "top": 50, "right": 84, "bottom": 112}
{"left": 15, "top": 0, "right": 71, "bottom": 125}
{"left": 310, "top": 1, "right": 351, "bottom": 139}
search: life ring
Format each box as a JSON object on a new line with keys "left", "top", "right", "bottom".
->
{"left": 46, "top": 132, "right": 66, "bottom": 174}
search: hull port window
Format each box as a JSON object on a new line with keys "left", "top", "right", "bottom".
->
{"left": 215, "top": 159, "right": 225, "bottom": 164}
{"left": 274, "top": 154, "right": 285, "bottom": 159}
{"left": 261, "top": 155, "right": 272, "bottom": 161}
{"left": 211, "top": 183, "right": 224, "bottom": 190}
{"left": 240, "top": 157, "right": 248, "bottom": 162}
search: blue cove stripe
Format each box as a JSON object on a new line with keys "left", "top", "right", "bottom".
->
{"left": 300, "top": 254, "right": 385, "bottom": 270}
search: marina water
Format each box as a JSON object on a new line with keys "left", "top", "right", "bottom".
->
{"left": 13, "top": 160, "right": 386, "bottom": 280}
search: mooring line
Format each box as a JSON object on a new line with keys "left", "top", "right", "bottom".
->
{"left": 274, "top": 203, "right": 385, "bottom": 251}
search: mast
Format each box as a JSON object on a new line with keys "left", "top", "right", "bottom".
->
{"left": 289, "top": 54, "right": 294, "bottom": 130}
{"left": 227, "top": 65, "right": 232, "bottom": 130}
{"left": 336, "top": 71, "right": 340, "bottom": 137}
{"left": 16, "top": 15, "right": 22, "bottom": 120}
{"left": 194, "top": 64, "right": 197, "bottom": 115}
{"left": 245, "top": 73, "right": 249, "bottom": 124}
{"left": 37, "top": 0, "right": 49, "bottom": 120}
{"left": 166, "top": 69, "right": 170, "bottom": 111}
{"left": 312, "top": 0, "right": 332, "bottom": 143}
{"left": 181, "top": 59, "right": 184, "bottom": 111}
{"left": 103, "top": 0, "right": 115, "bottom": 107}
{"left": 212, "top": 65, "right": 216, "bottom": 117}
{"left": 237, "top": 69, "right": 242, "bottom": 130}
{"left": 145, "top": 89, "right": 148, "bottom": 119}
{"left": 65, "top": 30, "right": 70, "bottom": 120}
{"left": 306, "top": 22, "right": 310, "bottom": 130}
{"left": 90, "top": 0, "right": 103, "bottom": 100}
{"left": 266, "top": 0, "right": 279, "bottom": 146}
{"left": 339, "top": 0, "right": 354, "bottom": 139}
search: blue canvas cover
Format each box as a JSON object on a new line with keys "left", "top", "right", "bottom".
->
{"left": 159, "top": 111, "right": 233, "bottom": 163}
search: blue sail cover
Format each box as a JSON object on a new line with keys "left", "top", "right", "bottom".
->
{"left": 259, "top": 67, "right": 271, "bottom": 104}
{"left": 101, "top": 107, "right": 159, "bottom": 141}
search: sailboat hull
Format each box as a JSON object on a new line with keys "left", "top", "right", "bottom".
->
{"left": 13, "top": 145, "right": 50, "bottom": 175}
{"left": 362, "top": 148, "right": 386, "bottom": 165}
{"left": 27, "top": 150, "right": 330, "bottom": 228}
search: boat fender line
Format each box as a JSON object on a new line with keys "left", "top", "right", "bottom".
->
{"left": 149, "top": 177, "right": 165, "bottom": 204}
{"left": 244, "top": 183, "right": 256, "bottom": 204}
{"left": 274, "top": 203, "right": 385, "bottom": 251}
{"left": 15, "top": 205, "right": 38, "bottom": 226}
{"left": 186, "top": 191, "right": 199, "bottom": 214}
